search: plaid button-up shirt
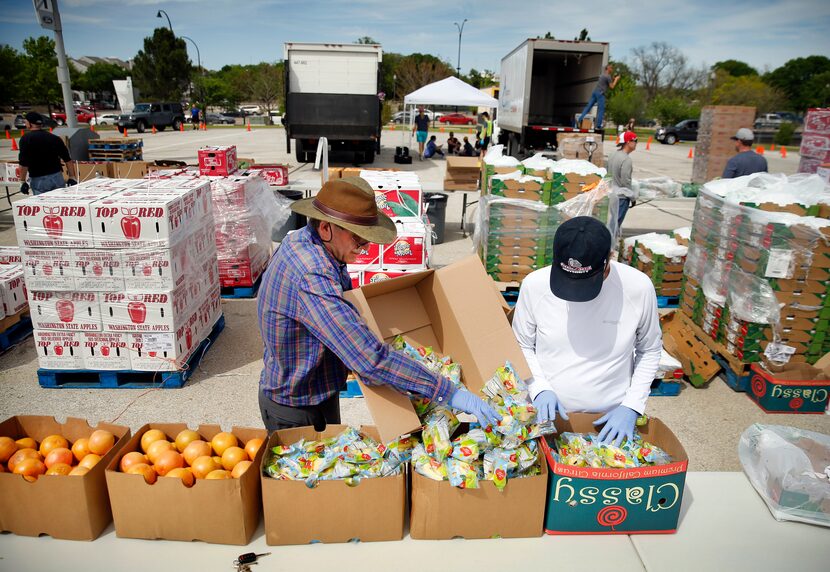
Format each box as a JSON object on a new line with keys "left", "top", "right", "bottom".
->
{"left": 257, "top": 224, "right": 453, "bottom": 407}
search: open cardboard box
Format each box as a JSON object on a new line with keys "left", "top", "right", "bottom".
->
{"left": 748, "top": 354, "right": 830, "bottom": 414}
{"left": 105, "top": 423, "right": 267, "bottom": 545}
{"left": 542, "top": 413, "right": 689, "bottom": 534}
{"left": 261, "top": 425, "right": 406, "bottom": 545}
{"left": 0, "top": 416, "right": 130, "bottom": 540}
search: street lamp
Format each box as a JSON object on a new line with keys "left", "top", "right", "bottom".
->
{"left": 181, "top": 36, "right": 201, "bottom": 72}
{"left": 156, "top": 9, "right": 173, "bottom": 32}
{"left": 454, "top": 19, "right": 468, "bottom": 76}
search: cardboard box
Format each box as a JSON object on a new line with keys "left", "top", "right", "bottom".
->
{"left": 106, "top": 423, "right": 266, "bottom": 545}
{"left": 0, "top": 264, "right": 27, "bottom": 316}
{"left": 28, "top": 290, "right": 101, "bottom": 331}
{"left": 361, "top": 268, "right": 425, "bottom": 286}
{"left": 410, "top": 436, "right": 548, "bottom": 539}
{"left": 100, "top": 285, "right": 192, "bottom": 333}
{"left": 90, "top": 192, "right": 185, "bottom": 249}
{"left": 0, "top": 416, "right": 129, "bottom": 540}
{"left": 33, "top": 330, "right": 85, "bottom": 369}
{"left": 109, "top": 161, "right": 148, "bottom": 179}
{"left": 121, "top": 241, "right": 188, "bottom": 291}
{"left": 81, "top": 332, "right": 132, "bottom": 370}
{"left": 373, "top": 187, "right": 423, "bottom": 220}
{"left": 125, "top": 311, "right": 199, "bottom": 372}
{"left": 261, "top": 425, "right": 406, "bottom": 545}
{"left": 4, "top": 161, "right": 22, "bottom": 183}
{"left": 72, "top": 249, "right": 124, "bottom": 292}
{"left": 349, "top": 271, "right": 362, "bottom": 289}
{"left": 76, "top": 161, "right": 113, "bottom": 181}
{"left": 198, "top": 145, "right": 238, "bottom": 176}
{"left": 543, "top": 414, "right": 689, "bottom": 534}
{"left": 250, "top": 164, "right": 289, "bottom": 186}
{"left": 13, "top": 191, "right": 109, "bottom": 249}
{"left": 381, "top": 222, "right": 428, "bottom": 267}
{"left": 352, "top": 242, "right": 382, "bottom": 266}
{"left": 0, "top": 246, "right": 22, "bottom": 265}
{"left": 748, "top": 358, "right": 830, "bottom": 414}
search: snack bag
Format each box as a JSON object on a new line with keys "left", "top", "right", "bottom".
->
{"left": 413, "top": 443, "right": 448, "bottom": 481}
{"left": 422, "top": 408, "right": 459, "bottom": 462}
{"left": 447, "top": 457, "right": 480, "bottom": 489}
{"left": 451, "top": 434, "right": 480, "bottom": 463}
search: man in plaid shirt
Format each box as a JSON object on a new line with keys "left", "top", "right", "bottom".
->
{"left": 257, "top": 177, "right": 498, "bottom": 431}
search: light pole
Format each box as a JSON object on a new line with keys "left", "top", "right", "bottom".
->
{"left": 454, "top": 19, "right": 468, "bottom": 76}
{"left": 181, "top": 36, "right": 202, "bottom": 108}
{"left": 156, "top": 9, "right": 173, "bottom": 32}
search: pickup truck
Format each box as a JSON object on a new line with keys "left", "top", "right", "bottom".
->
{"left": 117, "top": 102, "right": 185, "bottom": 133}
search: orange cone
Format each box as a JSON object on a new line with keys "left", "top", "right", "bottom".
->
{"left": 152, "top": 125, "right": 157, "bottom": 134}
{"left": 21, "top": 129, "right": 25, "bottom": 137}
{"left": 769, "top": 144, "right": 776, "bottom": 151}
{"left": 780, "top": 146, "right": 787, "bottom": 158}
{"left": 687, "top": 147, "right": 694, "bottom": 159}
{"left": 90, "top": 123, "right": 95, "bottom": 132}
{"left": 122, "top": 127, "right": 128, "bottom": 137}
{"left": 4, "top": 129, "right": 9, "bottom": 139}
{"left": 11, "top": 137, "right": 18, "bottom": 151}
{"left": 646, "top": 136, "right": 652, "bottom": 151}
{"left": 180, "top": 122, "right": 184, "bottom": 132}
{"left": 756, "top": 146, "right": 765, "bottom": 155}
{"left": 202, "top": 122, "right": 207, "bottom": 131}
{"left": 246, "top": 122, "right": 251, "bottom": 132}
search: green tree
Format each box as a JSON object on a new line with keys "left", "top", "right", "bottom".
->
{"left": 712, "top": 59, "right": 757, "bottom": 77}
{"left": 803, "top": 71, "right": 830, "bottom": 108}
{"left": 711, "top": 73, "right": 786, "bottom": 113}
{"left": 765, "top": 56, "right": 830, "bottom": 111}
{"left": 356, "top": 36, "right": 379, "bottom": 45}
{"left": 380, "top": 52, "right": 403, "bottom": 100}
{"left": 647, "top": 95, "right": 700, "bottom": 126}
{"left": 396, "top": 53, "right": 454, "bottom": 96}
{"left": 465, "top": 68, "right": 496, "bottom": 89}
{"left": 0, "top": 45, "right": 25, "bottom": 107}
{"left": 575, "top": 28, "right": 591, "bottom": 41}
{"left": 76, "top": 62, "right": 128, "bottom": 96}
{"left": 249, "top": 62, "right": 283, "bottom": 123}
{"left": 132, "top": 28, "right": 191, "bottom": 100}
{"left": 606, "top": 76, "right": 645, "bottom": 126}
{"left": 21, "top": 36, "right": 61, "bottom": 111}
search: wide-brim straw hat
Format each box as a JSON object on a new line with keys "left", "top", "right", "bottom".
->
{"left": 291, "top": 176, "right": 398, "bottom": 244}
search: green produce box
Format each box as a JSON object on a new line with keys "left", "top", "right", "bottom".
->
{"left": 543, "top": 414, "right": 688, "bottom": 535}
{"left": 749, "top": 361, "right": 830, "bottom": 414}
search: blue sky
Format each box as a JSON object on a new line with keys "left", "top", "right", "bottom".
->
{"left": 1, "top": 0, "right": 828, "bottom": 75}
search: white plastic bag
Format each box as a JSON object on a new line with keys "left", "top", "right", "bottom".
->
{"left": 739, "top": 424, "right": 830, "bottom": 527}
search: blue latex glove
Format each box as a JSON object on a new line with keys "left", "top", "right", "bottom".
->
{"left": 593, "top": 405, "right": 638, "bottom": 447}
{"left": 450, "top": 388, "right": 500, "bottom": 427}
{"left": 533, "top": 390, "right": 569, "bottom": 424}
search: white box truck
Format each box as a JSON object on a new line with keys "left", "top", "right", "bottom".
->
{"left": 498, "top": 39, "right": 609, "bottom": 157}
{"left": 282, "top": 42, "right": 383, "bottom": 164}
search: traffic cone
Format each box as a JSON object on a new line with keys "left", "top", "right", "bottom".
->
{"left": 769, "top": 144, "right": 776, "bottom": 151}
{"left": 122, "top": 127, "right": 128, "bottom": 137}
{"left": 180, "top": 122, "right": 184, "bottom": 132}
{"left": 49, "top": 127, "right": 53, "bottom": 133}
{"left": 152, "top": 125, "right": 157, "bottom": 134}
{"left": 4, "top": 129, "right": 9, "bottom": 139}
{"left": 11, "top": 137, "right": 18, "bottom": 151}
{"left": 756, "top": 146, "right": 765, "bottom": 155}
{"left": 246, "top": 121, "right": 251, "bottom": 132}
{"left": 90, "top": 124, "right": 95, "bottom": 132}
{"left": 687, "top": 147, "right": 694, "bottom": 159}
{"left": 781, "top": 146, "right": 787, "bottom": 158}
{"left": 439, "top": 126, "right": 445, "bottom": 133}
{"left": 202, "top": 122, "right": 207, "bottom": 131}
{"left": 20, "top": 129, "right": 25, "bottom": 137}
{"left": 646, "top": 136, "right": 652, "bottom": 151}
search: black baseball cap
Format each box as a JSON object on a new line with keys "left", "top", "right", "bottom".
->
{"left": 24, "top": 111, "right": 43, "bottom": 125}
{"left": 550, "top": 216, "right": 612, "bottom": 302}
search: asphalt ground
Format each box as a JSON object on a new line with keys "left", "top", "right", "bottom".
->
{"left": 0, "top": 127, "right": 825, "bottom": 472}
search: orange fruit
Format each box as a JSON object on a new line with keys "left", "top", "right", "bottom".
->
{"left": 0, "top": 436, "right": 18, "bottom": 463}
{"left": 15, "top": 437, "right": 37, "bottom": 450}
{"left": 205, "top": 469, "right": 231, "bottom": 480}
{"left": 79, "top": 454, "right": 102, "bottom": 470}
{"left": 210, "top": 432, "right": 238, "bottom": 456}
{"left": 46, "top": 462, "right": 73, "bottom": 476}
{"left": 39, "top": 435, "right": 69, "bottom": 457}
{"left": 69, "top": 466, "right": 90, "bottom": 476}
{"left": 88, "top": 430, "right": 115, "bottom": 455}
{"left": 191, "top": 456, "right": 220, "bottom": 479}
{"left": 174, "top": 430, "right": 201, "bottom": 453}
{"left": 231, "top": 460, "right": 252, "bottom": 479}
{"left": 165, "top": 467, "right": 195, "bottom": 487}
{"left": 146, "top": 440, "right": 174, "bottom": 465}
{"left": 71, "top": 438, "right": 92, "bottom": 462}
{"left": 44, "top": 447, "right": 73, "bottom": 469}
{"left": 8, "top": 448, "right": 40, "bottom": 472}
{"left": 182, "top": 440, "right": 211, "bottom": 466}
{"left": 220, "top": 447, "right": 247, "bottom": 471}
{"left": 140, "top": 429, "right": 168, "bottom": 454}
{"left": 244, "top": 438, "right": 264, "bottom": 461}
{"left": 154, "top": 450, "right": 185, "bottom": 476}
{"left": 127, "top": 463, "right": 157, "bottom": 484}
{"left": 120, "top": 451, "right": 148, "bottom": 473}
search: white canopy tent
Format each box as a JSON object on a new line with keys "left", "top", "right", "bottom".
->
{"left": 402, "top": 76, "right": 498, "bottom": 148}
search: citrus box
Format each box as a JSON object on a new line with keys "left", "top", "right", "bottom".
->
{"left": 261, "top": 425, "right": 405, "bottom": 545}
{"left": 105, "top": 423, "right": 266, "bottom": 545}
{"left": 542, "top": 414, "right": 689, "bottom": 535}
{"left": 748, "top": 360, "right": 830, "bottom": 414}
{"left": 0, "top": 416, "right": 130, "bottom": 540}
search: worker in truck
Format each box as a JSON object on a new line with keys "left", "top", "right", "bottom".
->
{"left": 722, "top": 128, "right": 767, "bottom": 178}
{"left": 256, "top": 176, "right": 499, "bottom": 431}
{"left": 413, "top": 107, "right": 430, "bottom": 160}
{"left": 18, "top": 111, "right": 77, "bottom": 195}
{"left": 576, "top": 64, "right": 619, "bottom": 130}
{"left": 512, "top": 216, "right": 662, "bottom": 446}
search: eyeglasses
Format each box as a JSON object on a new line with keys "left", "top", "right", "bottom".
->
{"left": 334, "top": 225, "right": 369, "bottom": 248}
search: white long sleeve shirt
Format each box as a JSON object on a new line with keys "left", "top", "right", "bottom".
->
{"left": 512, "top": 261, "right": 662, "bottom": 415}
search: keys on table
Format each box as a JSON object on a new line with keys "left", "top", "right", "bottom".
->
{"left": 234, "top": 552, "right": 271, "bottom": 571}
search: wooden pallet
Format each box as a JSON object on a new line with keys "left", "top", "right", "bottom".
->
{"left": 37, "top": 316, "right": 225, "bottom": 389}
{"left": 0, "top": 308, "right": 28, "bottom": 333}
{"left": 676, "top": 310, "right": 753, "bottom": 380}
{"left": 89, "top": 138, "right": 143, "bottom": 149}
{"left": 662, "top": 311, "right": 721, "bottom": 387}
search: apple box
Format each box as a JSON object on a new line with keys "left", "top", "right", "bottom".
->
{"left": 33, "top": 330, "right": 85, "bottom": 369}
{"left": 13, "top": 192, "right": 105, "bottom": 248}
{"left": 20, "top": 248, "right": 74, "bottom": 291}
{"left": 349, "top": 271, "right": 362, "bottom": 289}
{"left": 250, "top": 164, "right": 288, "bottom": 186}
{"left": 372, "top": 186, "right": 422, "bottom": 220}
{"left": 100, "top": 285, "right": 192, "bottom": 333}
{"left": 381, "top": 222, "right": 428, "bottom": 267}
{"left": 362, "top": 268, "right": 428, "bottom": 285}
{"left": 0, "top": 264, "right": 29, "bottom": 316}
{"left": 29, "top": 290, "right": 101, "bottom": 331}
{"left": 194, "top": 286, "right": 222, "bottom": 341}
{"left": 82, "top": 332, "right": 132, "bottom": 370}
{"left": 0, "top": 416, "right": 130, "bottom": 540}
{"left": 4, "top": 161, "right": 22, "bottom": 183}
{"left": 198, "top": 145, "right": 238, "bottom": 176}
{"left": 0, "top": 246, "right": 22, "bottom": 265}
{"left": 353, "top": 242, "right": 382, "bottom": 266}
{"left": 91, "top": 191, "right": 185, "bottom": 248}
{"left": 121, "top": 241, "right": 189, "bottom": 291}
{"left": 72, "top": 249, "right": 124, "bottom": 292}
{"left": 125, "top": 318, "right": 199, "bottom": 372}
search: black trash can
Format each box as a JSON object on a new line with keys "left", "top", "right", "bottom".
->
{"left": 423, "top": 192, "right": 448, "bottom": 245}
{"left": 272, "top": 189, "right": 307, "bottom": 242}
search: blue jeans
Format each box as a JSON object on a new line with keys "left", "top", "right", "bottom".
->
{"left": 30, "top": 171, "right": 66, "bottom": 195}
{"left": 618, "top": 197, "right": 631, "bottom": 227}
{"left": 577, "top": 89, "right": 606, "bottom": 129}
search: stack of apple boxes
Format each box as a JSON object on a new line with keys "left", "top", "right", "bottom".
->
{"left": 347, "top": 170, "right": 432, "bottom": 287}
{"left": 13, "top": 179, "right": 222, "bottom": 373}
{"left": 0, "top": 246, "right": 27, "bottom": 327}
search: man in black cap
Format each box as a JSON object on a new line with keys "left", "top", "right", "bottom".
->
{"left": 18, "top": 112, "right": 77, "bottom": 195}
{"left": 512, "top": 216, "right": 662, "bottom": 446}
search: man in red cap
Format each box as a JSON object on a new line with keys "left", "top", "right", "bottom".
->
{"left": 256, "top": 176, "right": 498, "bottom": 431}
{"left": 512, "top": 216, "right": 662, "bottom": 446}
{"left": 607, "top": 130, "right": 638, "bottom": 230}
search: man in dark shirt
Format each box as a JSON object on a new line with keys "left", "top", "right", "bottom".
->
{"left": 722, "top": 128, "right": 768, "bottom": 178}
{"left": 412, "top": 107, "right": 430, "bottom": 160}
{"left": 576, "top": 64, "right": 620, "bottom": 130}
{"left": 446, "top": 132, "right": 460, "bottom": 155}
{"left": 18, "top": 112, "right": 77, "bottom": 195}
{"left": 460, "top": 136, "right": 474, "bottom": 156}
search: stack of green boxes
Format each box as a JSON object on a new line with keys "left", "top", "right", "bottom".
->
{"left": 622, "top": 231, "right": 688, "bottom": 297}
{"left": 681, "top": 176, "right": 830, "bottom": 365}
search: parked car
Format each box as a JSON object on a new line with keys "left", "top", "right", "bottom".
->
{"left": 51, "top": 109, "right": 95, "bottom": 125}
{"left": 206, "top": 113, "right": 235, "bottom": 125}
{"left": 222, "top": 109, "right": 245, "bottom": 118}
{"left": 15, "top": 112, "right": 57, "bottom": 129}
{"left": 754, "top": 113, "right": 783, "bottom": 130}
{"left": 439, "top": 113, "right": 476, "bottom": 125}
{"left": 0, "top": 115, "right": 12, "bottom": 131}
{"left": 655, "top": 119, "right": 698, "bottom": 145}
{"left": 774, "top": 111, "right": 802, "bottom": 125}
{"left": 89, "top": 114, "right": 121, "bottom": 126}
{"left": 391, "top": 110, "right": 434, "bottom": 124}
{"left": 240, "top": 105, "right": 261, "bottom": 116}
{"left": 117, "top": 102, "right": 185, "bottom": 133}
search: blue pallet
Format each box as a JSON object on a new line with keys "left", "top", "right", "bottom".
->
{"left": 37, "top": 316, "right": 225, "bottom": 389}
{"left": 88, "top": 156, "right": 144, "bottom": 162}
{"left": 341, "top": 379, "right": 363, "bottom": 398}
{"left": 657, "top": 296, "right": 680, "bottom": 309}
{"left": 0, "top": 315, "right": 33, "bottom": 353}
{"left": 220, "top": 275, "right": 263, "bottom": 299}
{"left": 500, "top": 289, "right": 520, "bottom": 308}
{"left": 88, "top": 142, "right": 143, "bottom": 150}
{"left": 649, "top": 379, "right": 683, "bottom": 396}
{"left": 712, "top": 354, "right": 751, "bottom": 392}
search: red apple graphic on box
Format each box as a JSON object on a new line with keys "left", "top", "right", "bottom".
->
{"left": 42, "top": 207, "right": 64, "bottom": 238}
{"left": 185, "top": 328, "right": 193, "bottom": 349}
{"left": 93, "top": 265, "right": 103, "bottom": 276}
{"left": 127, "top": 301, "right": 147, "bottom": 324}
{"left": 120, "top": 207, "right": 141, "bottom": 239}
{"left": 101, "top": 346, "right": 110, "bottom": 357}
{"left": 56, "top": 299, "right": 75, "bottom": 322}
{"left": 43, "top": 265, "right": 53, "bottom": 276}
{"left": 142, "top": 265, "right": 152, "bottom": 276}
{"left": 54, "top": 345, "right": 64, "bottom": 356}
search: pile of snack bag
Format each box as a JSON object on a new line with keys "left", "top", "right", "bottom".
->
{"left": 263, "top": 427, "right": 417, "bottom": 487}
{"left": 394, "top": 336, "right": 557, "bottom": 491}
{"left": 553, "top": 432, "right": 672, "bottom": 468}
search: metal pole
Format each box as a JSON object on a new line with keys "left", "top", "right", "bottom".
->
{"left": 51, "top": 0, "right": 77, "bottom": 128}
{"left": 156, "top": 9, "right": 173, "bottom": 32}
{"left": 454, "top": 19, "right": 467, "bottom": 76}
{"left": 181, "top": 35, "right": 201, "bottom": 110}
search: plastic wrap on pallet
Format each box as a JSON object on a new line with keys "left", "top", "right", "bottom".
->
{"left": 557, "top": 178, "right": 620, "bottom": 238}
{"left": 633, "top": 177, "right": 682, "bottom": 200}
